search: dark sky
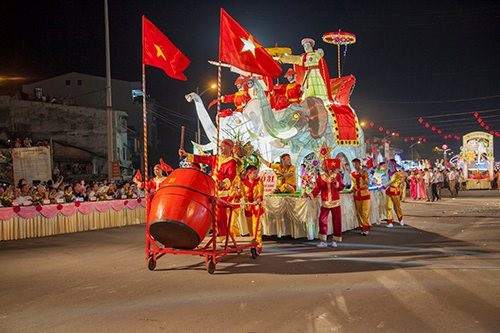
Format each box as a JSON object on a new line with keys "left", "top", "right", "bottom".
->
{"left": 2, "top": 0, "right": 499, "bottom": 159}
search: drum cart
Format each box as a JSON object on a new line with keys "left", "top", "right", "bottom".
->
{"left": 145, "top": 168, "right": 261, "bottom": 274}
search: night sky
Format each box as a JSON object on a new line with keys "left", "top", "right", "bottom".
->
{"left": 2, "top": 0, "right": 499, "bottom": 160}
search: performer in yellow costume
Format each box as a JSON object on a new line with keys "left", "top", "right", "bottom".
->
{"left": 384, "top": 160, "right": 405, "bottom": 228}
{"left": 240, "top": 165, "right": 264, "bottom": 252}
{"left": 349, "top": 158, "right": 371, "bottom": 235}
{"left": 261, "top": 153, "right": 297, "bottom": 194}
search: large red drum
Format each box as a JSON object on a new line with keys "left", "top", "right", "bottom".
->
{"left": 148, "top": 168, "right": 215, "bottom": 249}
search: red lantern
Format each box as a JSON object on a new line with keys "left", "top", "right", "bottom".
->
{"left": 418, "top": 117, "right": 423, "bottom": 123}
{"left": 437, "top": 130, "right": 442, "bottom": 134}
{"left": 385, "top": 130, "right": 390, "bottom": 134}
{"left": 404, "top": 138, "right": 408, "bottom": 142}
{"left": 473, "top": 112, "right": 479, "bottom": 117}
{"left": 425, "top": 123, "right": 430, "bottom": 128}
{"left": 369, "top": 122, "right": 374, "bottom": 127}
{"left": 378, "top": 126, "right": 383, "bottom": 132}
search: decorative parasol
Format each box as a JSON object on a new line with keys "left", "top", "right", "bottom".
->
{"left": 322, "top": 30, "right": 356, "bottom": 78}
{"left": 265, "top": 43, "right": 292, "bottom": 59}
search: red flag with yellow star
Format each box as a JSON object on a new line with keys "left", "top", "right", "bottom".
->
{"left": 142, "top": 16, "right": 190, "bottom": 81}
{"left": 219, "top": 9, "right": 281, "bottom": 78}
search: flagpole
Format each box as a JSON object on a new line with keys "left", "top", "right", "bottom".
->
{"left": 142, "top": 17, "right": 149, "bottom": 194}
{"left": 142, "top": 16, "right": 151, "bottom": 260}
{"left": 104, "top": 0, "right": 114, "bottom": 179}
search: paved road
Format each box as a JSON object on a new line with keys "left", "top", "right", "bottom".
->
{"left": 1, "top": 189, "right": 499, "bottom": 333}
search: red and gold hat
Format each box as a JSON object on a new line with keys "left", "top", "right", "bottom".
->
{"left": 221, "top": 139, "right": 234, "bottom": 148}
{"left": 284, "top": 68, "right": 296, "bottom": 77}
{"left": 234, "top": 75, "right": 247, "bottom": 86}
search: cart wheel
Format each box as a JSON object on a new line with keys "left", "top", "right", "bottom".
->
{"left": 251, "top": 248, "right": 258, "bottom": 259}
{"left": 148, "top": 257, "right": 156, "bottom": 271}
{"left": 207, "top": 257, "right": 216, "bottom": 274}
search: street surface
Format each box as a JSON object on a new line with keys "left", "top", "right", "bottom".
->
{"left": 1, "top": 189, "right": 499, "bottom": 333}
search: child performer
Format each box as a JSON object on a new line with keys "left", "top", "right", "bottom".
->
{"left": 307, "top": 158, "right": 344, "bottom": 247}
{"left": 240, "top": 165, "right": 265, "bottom": 253}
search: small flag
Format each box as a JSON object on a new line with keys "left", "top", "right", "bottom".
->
{"left": 143, "top": 16, "right": 190, "bottom": 80}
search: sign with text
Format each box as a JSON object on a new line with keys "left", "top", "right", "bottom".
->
{"left": 259, "top": 169, "right": 277, "bottom": 195}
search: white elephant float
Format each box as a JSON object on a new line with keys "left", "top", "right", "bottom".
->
{"left": 185, "top": 77, "right": 365, "bottom": 176}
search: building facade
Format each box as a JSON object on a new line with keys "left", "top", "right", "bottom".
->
{"left": 0, "top": 72, "right": 156, "bottom": 181}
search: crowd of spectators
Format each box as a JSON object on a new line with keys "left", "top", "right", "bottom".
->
{"left": 0, "top": 176, "right": 145, "bottom": 208}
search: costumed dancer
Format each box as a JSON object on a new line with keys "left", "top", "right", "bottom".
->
{"left": 384, "top": 160, "right": 405, "bottom": 228}
{"left": 274, "top": 68, "right": 302, "bottom": 110}
{"left": 279, "top": 38, "right": 332, "bottom": 104}
{"left": 375, "top": 162, "right": 389, "bottom": 223}
{"left": 240, "top": 165, "right": 265, "bottom": 253}
{"left": 133, "top": 159, "right": 172, "bottom": 217}
{"left": 349, "top": 158, "right": 371, "bottom": 235}
{"left": 307, "top": 158, "right": 344, "bottom": 247}
{"left": 260, "top": 153, "right": 297, "bottom": 194}
{"left": 209, "top": 76, "right": 251, "bottom": 117}
{"left": 178, "top": 139, "right": 237, "bottom": 240}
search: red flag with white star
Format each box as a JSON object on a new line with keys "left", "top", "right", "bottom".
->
{"left": 142, "top": 16, "right": 190, "bottom": 81}
{"left": 219, "top": 9, "right": 281, "bottom": 78}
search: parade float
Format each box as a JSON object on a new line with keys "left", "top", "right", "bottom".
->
{"left": 141, "top": 10, "right": 383, "bottom": 273}
{"left": 185, "top": 30, "right": 365, "bottom": 192}
{"left": 180, "top": 27, "right": 375, "bottom": 245}
{"left": 461, "top": 131, "right": 494, "bottom": 189}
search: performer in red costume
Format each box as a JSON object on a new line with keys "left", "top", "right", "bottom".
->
{"left": 274, "top": 68, "right": 303, "bottom": 110}
{"left": 178, "top": 139, "right": 237, "bottom": 238}
{"left": 133, "top": 158, "right": 173, "bottom": 217}
{"left": 307, "top": 158, "right": 344, "bottom": 248}
{"left": 210, "top": 76, "right": 251, "bottom": 117}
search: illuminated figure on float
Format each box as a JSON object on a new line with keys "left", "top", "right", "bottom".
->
{"left": 185, "top": 32, "right": 365, "bottom": 193}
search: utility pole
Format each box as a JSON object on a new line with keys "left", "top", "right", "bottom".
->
{"left": 104, "top": 0, "right": 114, "bottom": 178}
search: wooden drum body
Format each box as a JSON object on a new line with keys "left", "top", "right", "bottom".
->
{"left": 148, "top": 168, "right": 215, "bottom": 249}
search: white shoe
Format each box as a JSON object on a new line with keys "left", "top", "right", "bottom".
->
{"left": 399, "top": 220, "right": 405, "bottom": 226}
{"left": 363, "top": 231, "right": 369, "bottom": 236}
{"left": 386, "top": 223, "right": 394, "bottom": 228}
{"left": 330, "top": 241, "right": 338, "bottom": 248}
{"left": 316, "top": 241, "right": 328, "bottom": 248}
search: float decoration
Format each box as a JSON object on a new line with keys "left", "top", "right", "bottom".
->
{"left": 322, "top": 30, "right": 356, "bottom": 78}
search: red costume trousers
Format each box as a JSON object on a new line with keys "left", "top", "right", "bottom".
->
{"left": 319, "top": 206, "right": 342, "bottom": 242}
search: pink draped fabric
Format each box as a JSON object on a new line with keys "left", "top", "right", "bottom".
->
{"left": 416, "top": 174, "right": 427, "bottom": 200}
{"left": 0, "top": 199, "right": 146, "bottom": 221}
{"left": 409, "top": 175, "right": 417, "bottom": 200}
